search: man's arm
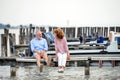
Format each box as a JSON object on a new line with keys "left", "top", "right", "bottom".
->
{"left": 30, "top": 41, "right": 34, "bottom": 52}
{"left": 43, "top": 39, "right": 48, "bottom": 51}
{"left": 31, "top": 40, "right": 40, "bottom": 53}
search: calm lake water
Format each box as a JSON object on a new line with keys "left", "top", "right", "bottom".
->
{"left": 0, "top": 66, "right": 120, "bottom": 80}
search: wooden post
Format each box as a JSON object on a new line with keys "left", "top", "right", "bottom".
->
{"left": 32, "top": 27, "right": 35, "bottom": 38}
{"left": 11, "top": 67, "right": 16, "bottom": 77}
{"left": 115, "top": 27, "right": 116, "bottom": 32}
{"left": 7, "top": 34, "right": 11, "bottom": 57}
{"left": 75, "top": 27, "right": 77, "bottom": 38}
{"left": 107, "top": 27, "right": 110, "bottom": 37}
{"left": 15, "top": 29, "right": 20, "bottom": 45}
{"left": 112, "top": 60, "right": 115, "bottom": 67}
{"left": 29, "top": 24, "right": 32, "bottom": 41}
{"left": 103, "top": 27, "right": 104, "bottom": 37}
{"left": 23, "top": 28, "right": 25, "bottom": 44}
{"left": 45, "top": 27, "right": 49, "bottom": 32}
{"left": 39, "top": 64, "right": 43, "bottom": 72}
{"left": 82, "top": 27, "right": 83, "bottom": 36}
{"left": 85, "top": 60, "right": 90, "bottom": 75}
{"left": 0, "top": 34, "right": 1, "bottom": 57}
{"left": 48, "top": 56, "right": 52, "bottom": 66}
{"left": 4, "top": 28, "right": 9, "bottom": 57}
{"left": 99, "top": 60, "right": 102, "bottom": 68}
{"left": 74, "top": 61, "right": 77, "bottom": 67}
{"left": 0, "top": 29, "right": 4, "bottom": 57}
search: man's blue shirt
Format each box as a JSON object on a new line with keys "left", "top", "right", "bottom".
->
{"left": 30, "top": 37, "right": 48, "bottom": 52}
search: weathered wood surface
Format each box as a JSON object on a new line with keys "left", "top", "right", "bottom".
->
{"left": 47, "top": 50, "right": 102, "bottom": 54}
{"left": 0, "top": 54, "right": 120, "bottom": 63}
{"left": 0, "top": 66, "right": 10, "bottom": 77}
{"left": 16, "top": 58, "right": 44, "bottom": 62}
{"left": 0, "top": 57, "right": 16, "bottom": 60}
{"left": 91, "top": 57, "right": 120, "bottom": 60}
{"left": 0, "top": 54, "right": 120, "bottom": 61}
{"left": 53, "top": 57, "right": 88, "bottom": 62}
{"left": 16, "top": 58, "right": 37, "bottom": 62}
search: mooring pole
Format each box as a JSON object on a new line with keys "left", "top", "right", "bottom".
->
{"left": 85, "top": 60, "right": 90, "bottom": 75}
{"left": 11, "top": 67, "right": 16, "bottom": 77}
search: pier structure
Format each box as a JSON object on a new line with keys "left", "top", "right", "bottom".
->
{"left": 0, "top": 27, "right": 20, "bottom": 57}
{"left": 0, "top": 28, "right": 10, "bottom": 57}
{"left": 0, "top": 26, "right": 120, "bottom": 57}
{"left": 0, "top": 25, "right": 120, "bottom": 75}
{"left": 48, "top": 26, "right": 120, "bottom": 40}
{"left": 0, "top": 54, "right": 120, "bottom": 75}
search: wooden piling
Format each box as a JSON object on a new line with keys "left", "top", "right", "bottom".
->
{"left": 112, "top": 60, "right": 115, "bottom": 67}
{"left": 11, "top": 67, "right": 16, "bottom": 77}
{"left": 99, "top": 60, "right": 102, "bottom": 68}
{"left": 39, "top": 64, "right": 43, "bottom": 72}
{"left": 74, "top": 61, "right": 77, "bottom": 67}
{"left": 48, "top": 56, "right": 52, "bottom": 66}
{"left": 85, "top": 60, "right": 90, "bottom": 75}
{"left": 4, "top": 28, "right": 9, "bottom": 57}
{"left": 0, "top": 34, "right": 1, "bottom": 57}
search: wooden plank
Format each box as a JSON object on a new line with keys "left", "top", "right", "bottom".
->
{"left": 50, "top": 42, "right": 80, "bottom": 47}
{"left": 53, "top": 57, "right": 88, "bottom": 61}
{"left": 0, "top": 66, "right": 10, "bottom": 77}
{"left": 0, "top": 57, "right": 16, "bottom": 60}
{"left": 14, "top": 42, "right": 80, "bottom": 48}
{"left": 91, "top": 57, "right": 120, "bottom": 60}
{"left": 68, "top": 57, "right": 88, "bottom": 61}
{"left": 16, "top": 58, "right": 36, "bottom": 62}
{"left": 16, "top": 58, "right": 44, "bottom": 62}
{"left": 47, "top": 50, "right": 102, "bottom": 54}
{"left": 49, "top": 45, "right": 106, "bottom": 51}
{"left": 68, "top": 54, "right": 120, "bottom": 57}
{"left": 14, "top": 44, "right": 29, "bottom": 47}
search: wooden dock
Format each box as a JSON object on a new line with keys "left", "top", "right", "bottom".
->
{"left": 0, "top": 54, "right": 120, "bottom": 75}
{"left": 0, "top": 54, "right": 120, "bottom": 67}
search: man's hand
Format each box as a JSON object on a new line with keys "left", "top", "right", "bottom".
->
{"left": 41, "top": 50, "right": 46, "bottom": 54}
{"left": 33, "top": 49, "right": 40, "bottom": 54}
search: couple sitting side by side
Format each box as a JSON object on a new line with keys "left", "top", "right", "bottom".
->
{"left": 30, "top": 28, "right": 70, "bottom": 73}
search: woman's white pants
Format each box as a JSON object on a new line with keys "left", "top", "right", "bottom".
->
{"left": 58, "top": 53, "right": 67, "bottom": 67}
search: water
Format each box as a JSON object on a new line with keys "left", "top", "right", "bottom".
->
{"left": 0, "top": 66, "right": 120, "bottom": 80}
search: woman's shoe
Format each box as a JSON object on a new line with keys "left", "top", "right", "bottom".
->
{"left": 58, "top": 69, "right": 64, "bottom": 73}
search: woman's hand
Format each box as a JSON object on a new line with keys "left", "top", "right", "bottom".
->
{"left": 67, "top": 52, "right": 70, "bottom": 60}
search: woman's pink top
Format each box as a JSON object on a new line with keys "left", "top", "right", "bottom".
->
{"left": 54, "top": 37, "right": 69, "bottom": 54}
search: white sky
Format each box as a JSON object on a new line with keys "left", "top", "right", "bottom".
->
{"left": 0, "top": 0, "right": 120, "bottom": 26}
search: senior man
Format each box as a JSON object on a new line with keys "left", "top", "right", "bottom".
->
{"left": 30, "top": 30, "right": 48, "bottom": 68}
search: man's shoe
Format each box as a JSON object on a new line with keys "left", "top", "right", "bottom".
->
{"left": 44, "top": 62, "right": 47, "bottom": 65}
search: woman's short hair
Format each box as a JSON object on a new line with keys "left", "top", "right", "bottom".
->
{"left": 54, "top": 28, "right": 64, "bottom": 39}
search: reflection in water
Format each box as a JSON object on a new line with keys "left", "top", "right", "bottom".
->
{"left": 0, "top": 66, "right": 120, "bottom": 80}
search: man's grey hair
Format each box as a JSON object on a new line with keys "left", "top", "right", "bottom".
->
{"left": 36, "top": 30, "right": 42, "bottom": 34}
